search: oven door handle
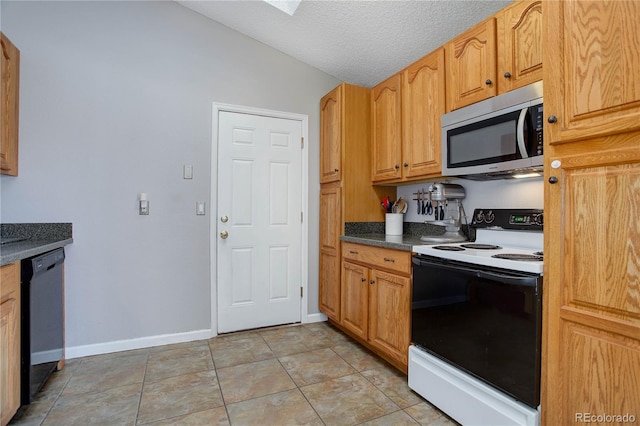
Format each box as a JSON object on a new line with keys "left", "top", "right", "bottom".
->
{"left": 476, "top": 270, "right": 539, "bottom": 287}
{"left": 413, "top": 256, "right": 479, "bottom": 275}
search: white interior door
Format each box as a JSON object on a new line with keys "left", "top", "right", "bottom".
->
{"left": 216, "top": 110, "right": 303, "bottom": 333}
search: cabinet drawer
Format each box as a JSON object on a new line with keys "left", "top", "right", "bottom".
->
{"left": 342, "top": 242, "right": 411, "bottom": 275}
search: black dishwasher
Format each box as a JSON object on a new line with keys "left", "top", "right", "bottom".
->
{"left": 21, "top": 248, "right": 65, "bottom": 404}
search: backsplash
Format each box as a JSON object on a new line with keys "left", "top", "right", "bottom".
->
{"left": 397, "top": 177, "right": 544, "bottom": 224}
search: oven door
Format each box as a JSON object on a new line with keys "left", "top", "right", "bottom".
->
{"left": 411, "top": 255, "right": 542, "bottom": 408}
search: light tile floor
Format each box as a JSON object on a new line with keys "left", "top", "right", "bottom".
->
{"left": 9, "top": 322, "right": 458, "bottom": 426}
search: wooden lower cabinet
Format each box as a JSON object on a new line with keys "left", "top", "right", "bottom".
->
{"left": 368, "top": 269, "right": 411, "bottom": 366}
{"left": 319, "top": 184, "right": 342, "bottom": 321}
{"left": 336, "top": 242, "right": 411, "bottom": 372}
{"left": 1, "top": 262, "right": 20, "bottom": 426}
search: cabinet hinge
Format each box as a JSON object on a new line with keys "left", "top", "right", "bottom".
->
{"left": 301, "top": 137, "right": 304, "bottom": 149}
{"left": 300, "top": 286, "right": 303, "bottom": 298}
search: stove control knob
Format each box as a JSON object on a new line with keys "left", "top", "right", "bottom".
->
{"left": 485, "top": 211, "right": 495, "bottom": 224}
{"left": 475, "top": 211, "right": 485, "bottom": 223}
{"left": 533, "top": 213, "right": 544, "bottom": 226}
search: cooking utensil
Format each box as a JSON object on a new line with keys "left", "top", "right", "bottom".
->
{"left": 396, "top": 197, "right": 408, "bottom": 214}
{"left": 424, "top": 192, "right": 433, "bottom": 215}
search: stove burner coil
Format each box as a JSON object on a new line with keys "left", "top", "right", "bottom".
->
{"left": 460, "top": 244, "right": 502, "bottom": 250}
{"left": 492, "top": 254, "right": 543, "bottom": 261}
{"left": 432, "top": 246, "right": 466, "bottom": 251}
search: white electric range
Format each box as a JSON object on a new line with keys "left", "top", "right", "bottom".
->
{"left": 412, "top": 208, "right": 544, "bottom": 274}
{"left": 409, "top": 208, "right": 544, "bottom": 426}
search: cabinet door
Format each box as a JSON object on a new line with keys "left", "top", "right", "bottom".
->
{"left": 496, "top": 0, "right": 542, "bottom": 94}
{"left": 0, "top": 263, "right": 20, "bottom": 426}
{"left": 544, "top": 1, "right": 640, "bottom": 144}
{"left": 401, "top": 48, "right": 445, "bottom": 179}
{"left": 320, "top": 85, "right": 342, "bottom": 183}
{"left": 319, "top": 185, "right": 342, "bottom": 320}
{"left": 341, "top": 261, "right": 369, "bottom": 340}
{"left": 371, "top": 74, "right": 402, "bottom": 182}
{"left": 445, "top": 18, "right": 497, "bottom": 111}
{"left": 543, "top": 140, "right": 640, "bottom": 425}
{"left": 1, "top": 33, "right": 20, "bottom": 176}
{"left": 368, "top": 269, "right": 411, "bottom": 366}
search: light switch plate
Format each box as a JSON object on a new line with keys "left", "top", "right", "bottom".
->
{"left": 196, "top": 201, "right": 206, "bottom": 215}
{"left": 183, "top": 165, "right": 193, "bottom": 179}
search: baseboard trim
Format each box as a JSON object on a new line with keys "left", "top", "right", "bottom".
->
{"left": 304, "top": 312, "right": 328, "bottom": 324}
{"left": 65, "top": 329, "right": 215, "bottom": 359}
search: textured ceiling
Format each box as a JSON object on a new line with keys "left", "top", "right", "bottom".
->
{"left": 177, "top": 0, "right": 512, "bottom": 88}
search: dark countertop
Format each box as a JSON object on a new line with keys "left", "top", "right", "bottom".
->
{"left": 341, "top": 221, "right": 456, "bottom": 251}
{"left": 1, "top": 223, "right": 73, "bottom": 266}
{"left": 340, "top": 233, "right": 429, "bottom": 251}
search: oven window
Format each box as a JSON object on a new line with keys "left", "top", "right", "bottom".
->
{"left": 411, "top": 257, "right": 542, "bottom": 408}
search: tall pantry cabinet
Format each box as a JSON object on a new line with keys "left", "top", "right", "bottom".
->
{"left": 542, "top": 1, "right": 640, "bottom": 424}
{"left": 318, "top": 84, "right": 390, "bottom": 322}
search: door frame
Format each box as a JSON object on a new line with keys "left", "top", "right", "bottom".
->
{"left": 211, "top": 103, "right": 309, "bottom": 336}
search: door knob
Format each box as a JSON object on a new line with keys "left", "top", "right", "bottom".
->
{"left": 220, "top": 215, "right": 228, "bottom": 223}
{"left": 220, "top": 230, "right": 229, "bottom": 239}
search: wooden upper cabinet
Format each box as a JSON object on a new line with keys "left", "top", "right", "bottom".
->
{"left": 445, "top": 18, "right": 496, "bottom": 111}
{"left": 544, "top": 0, "right": 640, "bottom": 145}
{"left": 402, "top": 47, "right": 445, "bottom": 179}
{"left": 320, "top": 85, "right": 342, "bottom": 183}
{"left": 1, "top": 32, "right": 20, "bottom": 176}
{"left": 496, "top": 0, "right": 543, "bottom": 94}
{"left": 371, "top": 74, "right": 402, "bottom": 182}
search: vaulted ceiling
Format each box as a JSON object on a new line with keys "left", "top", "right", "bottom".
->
{"left": 177, "top": 0, "right": 512, "bottom": 88}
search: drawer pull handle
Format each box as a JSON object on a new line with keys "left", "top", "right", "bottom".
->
{"left": 349, "top": 250, "right": 359, "bottom": 255}
{"left": 383, "top": 258, "right": 395, "bottom": 263}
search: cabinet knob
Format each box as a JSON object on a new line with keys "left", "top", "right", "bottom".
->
{"left": 361, "top": 277, "right": 366, "bottom": 282}
{"left": 549, "top": 176, "right": 559, "bottom": 184}
{"left": 395, "top": 164, "right": 400, "bottom": 170}
{"left": 334, "top": 168, "right": 339, "bottom": 172}
{"left": 220, "top": 230, "right": 229, "bottom": 239}
{"left": 370, "top": 280, "right": 375, "bottom": 285}
{"left": 485, "top": 79, "right": 493, "bottom": 85}
{"left": 548, "top": 115, "right": 558, "bottom": 124}
{"left": 403, "top": 163, "right": 409, "bottom": 168}
{"left": 504, "top": 72, "right": 511, "bottom": 79}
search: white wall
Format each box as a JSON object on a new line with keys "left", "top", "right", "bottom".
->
{"left": 398, "top": 178, "right": 544, "bottom": 224}
{"left": 0, "top": 1, "right": 340, "bottom": 353}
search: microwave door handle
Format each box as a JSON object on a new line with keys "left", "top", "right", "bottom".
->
{"left": 517, "top": 107, "right": 529, "bottom": 159}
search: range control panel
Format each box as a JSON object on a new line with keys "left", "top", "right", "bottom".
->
{"left": 472, "top": 209, "right": 543, "bottom": 231}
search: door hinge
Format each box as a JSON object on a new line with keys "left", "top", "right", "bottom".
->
{"left": 301, "top": 137, "right": 304, "bottom": 149}
{"left": 300, "top": 286, "right": 303, "bottom": 298}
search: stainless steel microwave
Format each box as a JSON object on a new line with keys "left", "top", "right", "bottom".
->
{"left": 441, "top": 81, "right": 543, "bottom": 180}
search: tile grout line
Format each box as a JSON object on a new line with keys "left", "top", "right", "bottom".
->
{"left": 133, "top": 350, "right": 151, "bottom": 425}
